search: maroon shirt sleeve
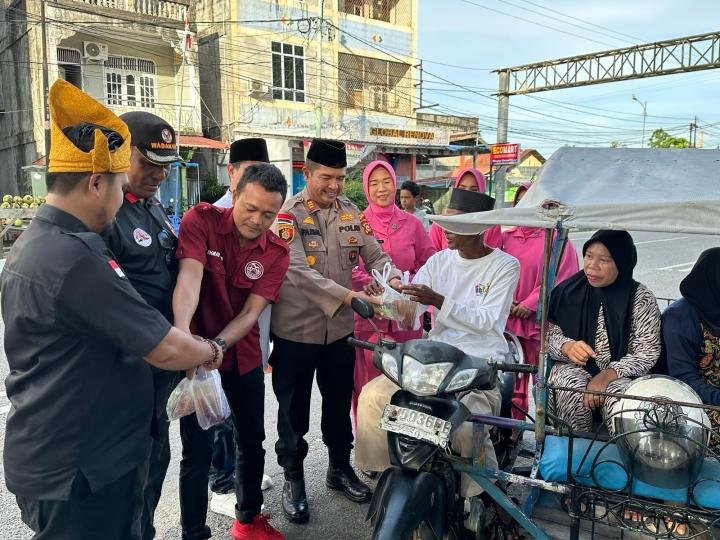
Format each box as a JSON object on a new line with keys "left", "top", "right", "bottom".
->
{"left": 252, "top": 238, "right": 289, "bottom": 304}
{"left": 176, "top": 205, "right": 210, "bottom": 265}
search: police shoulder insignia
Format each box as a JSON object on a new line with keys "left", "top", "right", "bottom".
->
{"left": 302, "top": 216, "right": 315, "bottom": 225}
{"left": 340, "top": 212, "right": 354, "bottom": 222}
{"left": 276, "top": 213, "right": 295, "bottom": 243}
{"left": 306, "top": 200, "right": 317, "bottom": 212}
{"left": 359, "top": 213, "right": 372, "bottom": 235}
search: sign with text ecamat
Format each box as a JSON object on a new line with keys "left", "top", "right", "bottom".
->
{"left": 490, "top": 143, "right": 519, "bottom": 165}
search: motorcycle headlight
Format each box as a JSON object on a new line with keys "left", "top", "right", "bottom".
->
{"left": 444, "top": 368, "right": 478, "bottom": 393}
{"left": 381, "top": 352, "right": 399, "bottom": 383}
{"left": 401, "top": 355, "right": 453, "bottom": 396}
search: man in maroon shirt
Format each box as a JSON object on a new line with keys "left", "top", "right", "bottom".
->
{"left": 173, "top": 163, "right": 290, "bottom": 540}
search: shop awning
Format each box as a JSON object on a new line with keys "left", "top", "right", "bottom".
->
{"left": 179, "top": 135, "right": 228, "bottom": 150}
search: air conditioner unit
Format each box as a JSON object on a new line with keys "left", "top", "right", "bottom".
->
{"left": 247, "top": 79, "right": 271, "bottom": 100}
{"left": 83, "top": 41, "right": 109, "bottom": 62}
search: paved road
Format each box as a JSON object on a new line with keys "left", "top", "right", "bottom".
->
{"left": 0, "top": 230, "right": 717, "bottom": 539}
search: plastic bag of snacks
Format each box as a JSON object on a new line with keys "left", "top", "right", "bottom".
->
{"left": 166, "top": 377, "right": 195, "bottom": 421}
{"left": 191, "top": 366, "right": 231, "bottom": 430}
{"left": 371, "top": 263, "right": 423, "bottom": 331}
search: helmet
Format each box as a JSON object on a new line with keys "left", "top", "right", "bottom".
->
{"left": 611, "top": 375, "right": 710, "bottom": 489}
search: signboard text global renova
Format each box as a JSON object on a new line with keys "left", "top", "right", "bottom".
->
{"left": 369, "top": 127, "right": 435, "bottom": 141}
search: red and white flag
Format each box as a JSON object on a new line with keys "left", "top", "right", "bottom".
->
{"left": 108, "top": 259, "right": 126, "bottom": 278}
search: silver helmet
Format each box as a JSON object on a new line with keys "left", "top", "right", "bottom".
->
{"left": 611, "top": 375, "right": 710, "bottom": 490}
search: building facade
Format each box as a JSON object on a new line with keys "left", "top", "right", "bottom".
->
{"left": 0, "top": 0, "right": 202, "bottom": 193}
{"left": 196, "top": 0, "right": 452, "bottom": 192}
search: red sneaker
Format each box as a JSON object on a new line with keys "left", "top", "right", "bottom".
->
{"left": 231, "top": 515, "right": 284, "bottom": 540}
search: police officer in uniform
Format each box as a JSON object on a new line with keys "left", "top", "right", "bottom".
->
{"left": 270, "top": 138, "right": 401, "bottom": 523}
{"left": 1, "top": 79, "right": 222, "bottom": 540}
{"left": 103, "top": 111, "right": 183, "bottom": 540}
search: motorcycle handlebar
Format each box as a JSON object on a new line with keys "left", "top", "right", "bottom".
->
{"left": 491, "top": 361, "right": 537, "bottom": 374}
{"left": 347, "top": 337, "right": 375, "bottom": 351}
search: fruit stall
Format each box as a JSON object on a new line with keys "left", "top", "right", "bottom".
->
{"left": 0, "top": 195, "right": 44, "bottom": 256}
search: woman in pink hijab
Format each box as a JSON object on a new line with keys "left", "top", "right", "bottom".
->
{"left": 429, "top": 168, "right": 502, "bottom": 250}
{"left": 501, "top": 183, "right": 579, "bottom": 420}
{"left": 351, "top": 161, "right": 436, "bottom": 424}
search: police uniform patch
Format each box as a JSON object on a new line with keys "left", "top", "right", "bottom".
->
{"left": 349, "top": 250, "right": 358, "bottom": 263}
{"left": 133, "top": 227, "right": 152, "bottom": 247}
{"left": 359, "top": 214, "right": 372, "bottom": 235}
{"left": 340, "top": 213, "right": 354, "bottom": 222}
{"left": 277, "top": 213, "right": 294, "bottom": 225}
{"left": 306, "top": 255, "right": 316, "bottom": 266}
{"left": 307, "top": 240, "right": 319, "bottom": 249}
{"left": 306, "top": 200, "right": 317, "bottom": 212}
{"left": 302, "top": 216, "right": 315, "bottom": 225}
{"left": 278, "top": 224, "right": 294, "bottom": 243}
{"left": 348, "top": 236, "right": 358, "bottom": 245}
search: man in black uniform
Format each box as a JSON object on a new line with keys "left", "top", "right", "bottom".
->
{"left": 1, "top": 79, "right": 223, "bottom": 540}
{"left": 103, "top": 111, "right": 183, "bottom": 540}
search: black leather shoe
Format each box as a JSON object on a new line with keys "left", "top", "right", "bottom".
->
{"left": 282, "top": 479, "right": 309, "bottom": 524}
{"left": 326, "top": 466, "right": 372, "bottom": 503}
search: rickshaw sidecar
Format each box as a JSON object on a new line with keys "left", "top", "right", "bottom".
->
{"left": 432, "top": 147, "right": 720, "bottom": 539}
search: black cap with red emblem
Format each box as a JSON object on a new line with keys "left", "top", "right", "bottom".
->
{"left": 120, "top": 111, "right": 183, "bottom": 165}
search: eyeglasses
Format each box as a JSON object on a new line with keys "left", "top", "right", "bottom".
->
{"left": 158, "top": 229, "right": 177, "bottom": 268}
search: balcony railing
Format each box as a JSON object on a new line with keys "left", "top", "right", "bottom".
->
{"left": 102, "top": 100, "right": 202, "bottom": 134}
{"left": 74, "top": 0, "right": 189, "bottom": 21}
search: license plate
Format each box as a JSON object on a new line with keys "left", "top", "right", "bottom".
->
{"left": 379, "top": 404, "right": 453, "bottom": 448}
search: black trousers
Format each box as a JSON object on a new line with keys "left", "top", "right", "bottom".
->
{"left": 179, "top": 366, "right": 265, "bottom": 540}
{"left": 270, "top": 334, "right": 355, "bottom": 479}
{"left": 139, "top": 368, "right": 181, "bottom": 540}
{"left": 16, "top": 467, "right": 143, "bottom": 540}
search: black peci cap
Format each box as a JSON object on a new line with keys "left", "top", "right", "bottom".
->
{"left": 448, "top": 188, "right": 495, "bottom": 213}
{"left": 119, "top": 111, "right": 182, "bottom": 165}
{"left": 229, "top": 138, "right": 269, "bottom": 164}
{"left": 306, "top": 138, "right": 347, "bottom": 168}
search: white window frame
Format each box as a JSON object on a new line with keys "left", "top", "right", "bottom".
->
{"left": 271, "top": 41, "right": 305, "bottom": 103}
{"left": 104, "top": 55, "right": 157, "bottom": 109}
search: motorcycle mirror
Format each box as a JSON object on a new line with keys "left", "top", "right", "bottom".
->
{"left": 351, "top": 296, "right": 375, "bottom": 320}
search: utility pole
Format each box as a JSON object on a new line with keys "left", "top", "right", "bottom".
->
{"left": 412, "top": 60, "right": 438, "bottom": 112}
{"left": 631, "top": 94, "right": 647, "bottom": 148}
{"left": 314, "top": 0, "right": 324, "bottom": 137}
{"left": 690, "top": 116, "right": 698, "bottom": 148}
{"left": 494, "top": 69, "right": 510, "bottom": 207}
{"left": 40, "top": 0, "right": 50, "bottom": 159}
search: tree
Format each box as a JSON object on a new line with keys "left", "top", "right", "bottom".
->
{"left": 342, "top": 169, "right": 367, "bottom": 210}
{"left": 649, "top": 129, "right": 690, "bottom": 149}
{"left": 610, "top": 140, "right": 626, "bottom": 148}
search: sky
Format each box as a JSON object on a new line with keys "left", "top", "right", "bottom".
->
{"left": 416, "top": 0, "right": 720, "bottom": 157}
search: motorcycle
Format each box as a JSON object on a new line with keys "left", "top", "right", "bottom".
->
{"left": 348, "top": 298, "right": 535, "bottom": 540}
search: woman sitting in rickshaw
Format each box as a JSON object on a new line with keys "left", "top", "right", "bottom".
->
{"left": 664, "top": 247, "right": 720, "bottom": 452}
{"left": 547, "top": 230, "right": 661, "bottom": 433}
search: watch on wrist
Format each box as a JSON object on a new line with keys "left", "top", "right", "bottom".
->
{"left": 212, "top": 337, "right": 227, "bottom": 354}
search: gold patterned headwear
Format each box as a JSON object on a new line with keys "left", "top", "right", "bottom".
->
{"left": 48, "top": 79, "right": 131, "bottom": 173}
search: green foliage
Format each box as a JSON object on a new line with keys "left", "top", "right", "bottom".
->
{"left": 649, "top": 129, "right": 690, "bottom": 149}
{"left": 343, "top": 168, "right": 367, "bottom": 210}
{"left": 199, "top": 174, "right": 226, "bottom": 203}
{"left": 610, "top": 140, "right": 626, "bottom": 148}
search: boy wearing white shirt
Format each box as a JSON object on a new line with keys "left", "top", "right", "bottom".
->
{"left": 355, "top": 188, "right": 519, "bottom": 498}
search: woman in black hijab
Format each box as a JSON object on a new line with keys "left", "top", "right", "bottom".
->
{"left": 547, "top": 230, "right": 661, "bottom": 432}
{"left": 664, "top": 248, "right": 720, "bottom": 451}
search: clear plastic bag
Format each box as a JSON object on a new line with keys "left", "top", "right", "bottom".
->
{"left": 371, "top": 264, "right": 423, "bottom": 331}
{"left": 166, "top": 377, "right": 195, "bottom": 421}
{"left": 190, "top": 367, "right": 231, "bottom": 430}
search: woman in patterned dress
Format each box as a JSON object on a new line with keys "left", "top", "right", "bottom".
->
{"left": 664, "top": 247, "right": 720, "bottom": 451}
{"left": 547, "top": 230, "right": 661, "bottom": 433}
